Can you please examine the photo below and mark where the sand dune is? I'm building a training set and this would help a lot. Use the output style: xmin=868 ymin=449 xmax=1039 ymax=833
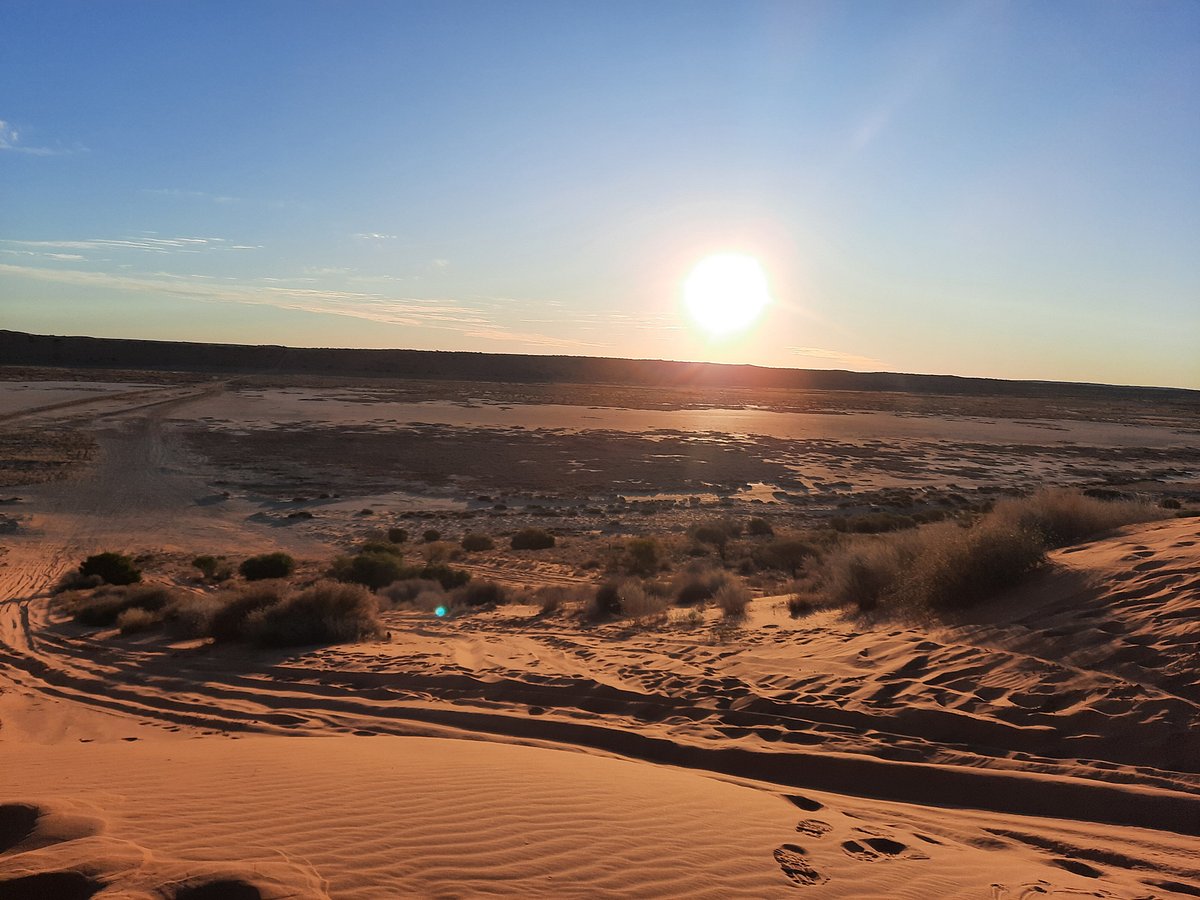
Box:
xmin=2 ymin=380 xmax=1198 ymax=896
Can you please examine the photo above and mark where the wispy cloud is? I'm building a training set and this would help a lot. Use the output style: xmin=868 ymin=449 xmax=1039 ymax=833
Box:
xmin=351 ymin=232 xmax=397 ymax=241
xmin=0 ymin=119 xmax=83 ymax=156
xmin=140 ymin=188 xmax=240 ymax=204
xmin=0 ymin=262 xmax=592 ymax=351
xmin=0 ymin=236 xmax=254 ymax=255
xmin=789 ymin=346 xmax=883 ymax=370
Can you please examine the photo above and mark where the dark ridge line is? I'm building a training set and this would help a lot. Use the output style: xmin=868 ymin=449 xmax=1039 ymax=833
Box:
xmin=3 ymin=330 xmax=1197 ymax=401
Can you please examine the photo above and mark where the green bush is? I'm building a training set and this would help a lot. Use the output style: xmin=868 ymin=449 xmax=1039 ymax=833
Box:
xmin=239 ymin=552 xmax=295 ymax=581
xmin=79 ymin=552 xmax=141 ymax=586
xmin=330 ymin=551 xmax=409 ymax=590
xmin=192 ymin=555 xmax=221 ymax=578
xmin=747 ymin=517 xmax=774 ymax=536
xmin=387 ymin=527 xmax=409 ymax=543
xmin=422 ymin=529 xmax=442 ymax=543
xmin=461 ymin=533 xmax=495 ymax=552
xmin=511 ymin=528 xmax=555 ymax=550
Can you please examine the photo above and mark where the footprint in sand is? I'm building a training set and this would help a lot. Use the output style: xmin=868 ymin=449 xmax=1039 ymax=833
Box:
xmin=773 ymin=844 xmax=828 ymax=886
xmin=785 ymin=794 xmax=824 ymax=812
xmin=795 ymin=819 xmax=833 ymax=838
xmin=841 ymin=837 xmax=909 ymax=860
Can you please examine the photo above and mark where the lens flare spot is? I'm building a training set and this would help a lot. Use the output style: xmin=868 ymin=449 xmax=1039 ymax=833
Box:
xmin=435 ymin=605 xmax=447 ymax=618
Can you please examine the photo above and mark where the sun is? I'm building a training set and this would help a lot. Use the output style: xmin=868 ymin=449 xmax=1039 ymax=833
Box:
xmin=683 ymin=253 xmax=772 ymax=338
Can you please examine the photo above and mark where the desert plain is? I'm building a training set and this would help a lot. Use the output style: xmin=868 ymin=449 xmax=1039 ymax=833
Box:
xmin=1 ymin=364 xmax=1199 ymax=898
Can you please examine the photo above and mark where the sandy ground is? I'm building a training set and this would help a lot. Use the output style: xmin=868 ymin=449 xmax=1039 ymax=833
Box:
xmin=1 ymin=378 xmax=1198 ymax=897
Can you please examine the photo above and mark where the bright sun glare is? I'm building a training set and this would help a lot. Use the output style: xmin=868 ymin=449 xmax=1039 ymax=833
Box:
xmin=683 ymin=253 xmax=772 ymax=339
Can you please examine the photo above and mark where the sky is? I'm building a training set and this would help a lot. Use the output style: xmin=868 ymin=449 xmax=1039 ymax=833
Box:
xmin=2 ymin=1 xmax=1198 ymax=388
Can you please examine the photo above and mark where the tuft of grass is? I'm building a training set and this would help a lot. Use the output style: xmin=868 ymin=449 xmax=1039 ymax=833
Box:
xmin=238 ymin=552 xmax=295 ymax=581
xmin=619 ymin=581 xmax=669 ymax=620
xmin=714 ymin=580 xmax=751 ymax=619
xmin=244 ymin=580 xmax=382 ymax=647
xmin=359 ymin=540 xmax=403 ymax=557
xmin=163 ymin=592 xmax=225 ymax=638
xmin=815 ymin=488 xmax=1162 ymax=614
xmin=116 ymin=606 xmax=163 ymax=635
xmin=991 ymin=488 xmax=1158 ymax=548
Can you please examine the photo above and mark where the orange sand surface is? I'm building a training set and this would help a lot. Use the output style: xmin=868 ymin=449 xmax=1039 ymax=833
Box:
xmin=2 ymin=379 xmax=1198 ymax=897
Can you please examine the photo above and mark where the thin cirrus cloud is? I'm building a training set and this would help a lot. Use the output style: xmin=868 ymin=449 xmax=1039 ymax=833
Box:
xmin=0 ymin=261 xmax=596 ymax=351
xmin=140 ymin=188 xmax=240 ymax=204
xmin=0 ymin=236 xmax=255 ymax=255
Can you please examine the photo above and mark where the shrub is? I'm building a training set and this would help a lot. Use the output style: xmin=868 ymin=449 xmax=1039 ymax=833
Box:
xmin=673 ymin=565 xmax=732 ymax=606
xmin=461 ymin=533 xmax=495 ymax=552
xmin=1161 ymin=497 xmax=1182 ymax=510
xmin=584 ymin=582 xmax=624 ymax=621
xmin=830 ymin=513 xmax=917 ymax=534
xmin=417 ymin=563 xmax=471 ymax=590
xmin=387 ymin=527 xmax=409 ymax=543
xmin=620 ymin=581 xmax=669 ymax=620
xmin=422 ymin=529 xmax=442 ymax=543
xmin=244 ymin=580 xmax=381 ymax=647
xmin=239 ymin=552 xmax=295 ymax=581
xmin=117 ymin=606 xmax=162 ymax=635
xmin=898 ymin=520 xmax=1046 ymax=611
xmin=453 ymin=579 xmax=508 ymax=607
xmin=72 ymin=584 xmax=176 ymax=626
xmin=79 ymin=552 xmax=141 ymax=586
xmin=511 ymin=528 xmax=555 ymax=550
xmin=714 ymin=581 xmax=751 ymax=619
xmin=991 ymin=488 xmax=1157 ymax=548
xmin=208 ymin=583 xmax=287 ymax=642
xmin=54 ymin=571 xmax=103 ymax=594
xmin=691 ymin=523 xmax=731 ymax=560
xmin=330 ymin=551 xmax=409 ymax=590
xmin=192 ymin=555 xmax=221 ymax=578
xmin=163 ymin=593 xmax=225 ymax=638
xmin=821 ymin=538 xmax=909 ymax=612
xmin=377 ymin=578 xmax=443 ymax=610
xmin=623 ymin=538 xmax=662 ymax=577
xmin=758 ymin=537 xmax=818 ymax=577
xmin=747 ymin=517 xmax=774 ymax=536
xmin=359 ymin=540 xmax=403 ymax=557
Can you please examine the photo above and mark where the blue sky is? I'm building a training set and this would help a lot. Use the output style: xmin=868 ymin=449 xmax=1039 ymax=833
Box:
xmin=2 ymin=1 xmax=1198 ymax=387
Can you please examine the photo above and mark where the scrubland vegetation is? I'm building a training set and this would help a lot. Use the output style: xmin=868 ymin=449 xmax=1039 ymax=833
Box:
xmin=52 ymin=488 xmax=1166 ymax=650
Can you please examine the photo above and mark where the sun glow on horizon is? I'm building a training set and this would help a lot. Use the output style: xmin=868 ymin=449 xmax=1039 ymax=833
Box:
xmin=682 ymin=253 xmax=773 ymax=339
